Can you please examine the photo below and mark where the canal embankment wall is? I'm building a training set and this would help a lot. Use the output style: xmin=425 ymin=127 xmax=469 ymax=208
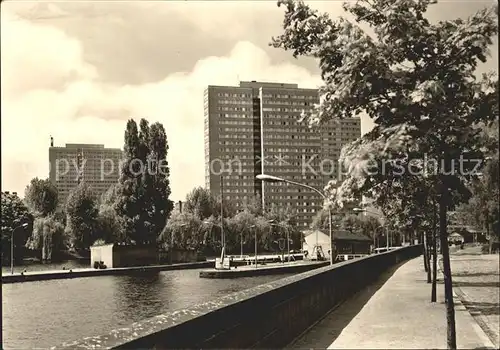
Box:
xmin=2 ymin=261 xmax=212 ymax=284
xmin=55 ymin=244 xmax=422 ymax=349
xmin=199 ymin=260 xmax=329 ymax=278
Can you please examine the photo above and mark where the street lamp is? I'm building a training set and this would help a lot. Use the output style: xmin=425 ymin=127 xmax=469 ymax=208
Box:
xmin=257 ymin=174 xmax=334 ymax=265
xmin=370 ymin=225 xmax=384 ymax=252
xmin=11 ymin=223 xmax=28 ymax=274
xmin=250 ymin=224 xmax=257 ymax=268
xmin=240 ymin=231 xmax=244 ymax=258
xmin=353 ymin=207 xmax=390 ymax=250
xmin=270 ymin=220 xmax=293 ymax=263
xmin=203 ymin=220 xmax=224 ymax=260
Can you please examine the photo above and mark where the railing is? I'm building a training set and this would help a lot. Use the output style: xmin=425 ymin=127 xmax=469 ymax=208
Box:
xmin=335 ymin=254 xmax=369 ymax=262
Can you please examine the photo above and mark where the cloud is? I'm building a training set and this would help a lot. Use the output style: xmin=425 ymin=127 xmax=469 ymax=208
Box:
xmin=1 ymin=9 xmax=326 ymax=201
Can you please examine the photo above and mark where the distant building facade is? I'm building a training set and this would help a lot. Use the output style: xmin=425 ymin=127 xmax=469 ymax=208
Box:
xmin=204 ymin=81 xmax=361 ymax=228
xmin=49 ymin=142 xmax=123 ymax=206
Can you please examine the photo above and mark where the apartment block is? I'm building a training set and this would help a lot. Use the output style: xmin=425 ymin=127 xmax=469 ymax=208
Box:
xmin=49 ymin=142 xmax=123 ymax=206
xmin=204 ymin=81 xmax=361 ymax=228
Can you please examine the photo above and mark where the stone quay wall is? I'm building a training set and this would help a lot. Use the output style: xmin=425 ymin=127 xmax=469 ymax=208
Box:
xmin=56 ymin=245 xmax=422 ymax=349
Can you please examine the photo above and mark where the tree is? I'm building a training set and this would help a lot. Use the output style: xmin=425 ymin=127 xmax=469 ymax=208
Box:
xmin=226 ymin=210 xmax=259 ymax=255
xmin=272 ymin=1 xmax=498 ymax=348
xmin=184 ymin=187 xmax=218 ymax=220
xmin=242 ymin=194 xmax=263 ymax=216
xmin=200 ymin=214 xmax=224 ymax=254
xmin=27 ymin=215 xmax=65 ymax=261
xmin=457 ymin=122 xmax=499 ymax=253
xmin=342 ymin=214 xmax=382 ymax=242
xmin=97 ymin=205 xmax=127 ymax=243
xmin=24 ymin=178 xmax=63 ymax=259
xmin=262 ymin=204 xmax=298 ymax=252
xmin=160 ymin=211 xmax=203 ymax=251
xmin=24 ymin=178 xmax=58 ymax=216
xmin=96 ymin=183 xmax=127 ymax=243
xmin=340 ymin=214 xmax=362 ymax=232
xmin=1 ymin=192 xmax=33 ymax=264
xmin=113 ymin=118 xmax=174 ymax=244
xmin=460 ymin=154 xmax=499 ymax=253
xmin=311 ymin=207 xmax=345 ymax=230
xmin=65 ymin=183 xmax=99 ymax=250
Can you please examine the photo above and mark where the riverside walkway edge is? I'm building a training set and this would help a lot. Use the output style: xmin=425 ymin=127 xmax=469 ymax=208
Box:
xmin=2 ymin=261 xmax=212 ymax=284
xmin=290 ymin=257 xmax=496 ymax=349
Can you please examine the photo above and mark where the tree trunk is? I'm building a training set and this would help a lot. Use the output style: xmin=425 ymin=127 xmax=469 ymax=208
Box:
xmin=422 ymin=233 xmax=431 ymax=283
xmin=432 ymin=199 xmax=438 ymax=302
xmin=426 ymin=232 xmax=432 ymax=283
xmin=422 ymin=229 xmax=429 ymax=273
xmin=439 ymin=191 xmax=457 ymax=349
xmin=486 ymin=212 xmax=492 ymax=254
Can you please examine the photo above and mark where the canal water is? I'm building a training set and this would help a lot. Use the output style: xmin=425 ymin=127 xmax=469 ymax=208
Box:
xmin=2 ymin=268 xmax=294 ymax=349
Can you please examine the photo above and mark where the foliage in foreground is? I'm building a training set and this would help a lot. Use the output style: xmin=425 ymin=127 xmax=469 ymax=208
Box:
xmin=271 ymin=0 xmax=498 ymax=348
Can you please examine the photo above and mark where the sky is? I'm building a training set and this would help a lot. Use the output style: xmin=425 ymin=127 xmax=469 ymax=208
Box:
xmin=1 ymin=0 xmax=498 ymax=202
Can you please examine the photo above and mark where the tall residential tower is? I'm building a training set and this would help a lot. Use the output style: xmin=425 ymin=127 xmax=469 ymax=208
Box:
xmin=204 ymin=81 xmax=361 ymax=228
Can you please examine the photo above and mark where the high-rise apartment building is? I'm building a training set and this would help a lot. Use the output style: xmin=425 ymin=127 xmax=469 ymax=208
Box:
xmin=49 ymin=142 xmax=123 ymax=206
xmin=204 ymin=81 xmax=361 ymax=228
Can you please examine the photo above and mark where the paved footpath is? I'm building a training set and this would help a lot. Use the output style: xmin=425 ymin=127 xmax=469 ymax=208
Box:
xmin=448 ymin=246 xmax=500 ymax=348
xmin=290 ymin=257 xmax=496 ymax=349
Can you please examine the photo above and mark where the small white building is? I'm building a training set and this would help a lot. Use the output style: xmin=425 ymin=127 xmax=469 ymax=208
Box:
xmin=448 ymin=233 xmax=465 ymax=244
xmin=302 ymin=229 xmax=372 ymax=260
xmin=302 ymin=230 xmax=332 ymax=259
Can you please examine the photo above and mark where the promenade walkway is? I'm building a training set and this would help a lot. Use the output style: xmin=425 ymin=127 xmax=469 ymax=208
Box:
xmin=290 ymin=256 xmax=496 ymax=349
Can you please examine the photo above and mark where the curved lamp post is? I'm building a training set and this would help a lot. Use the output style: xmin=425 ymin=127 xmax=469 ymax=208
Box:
xmin=353 ymin=207 xmax=390 ymax=250
xmin=257 ymin=174 xmax=334 ymax=265
xmin=11 ymin=223 xmax=28 ymax=274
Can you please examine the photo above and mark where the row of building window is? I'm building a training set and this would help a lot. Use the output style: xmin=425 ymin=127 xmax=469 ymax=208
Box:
xmin=217 ymin=106 xmax=249 ymax=112
xmin=219 ymin=140 xmax=257 ymax=145
xmin=220 ymin=175 xmax=256 ymax=180
xmin=221 ymin=196 xmax=319 ymax=210
xmin=219 ymin=127 xmax=254 ymax=133
xmin=218 ymin=113 xmax=254 ymax=119
xmin=266 ymin=120 xmax=305 ymax=126
xmin=270 ymin=133 xmax=322 ymax=140
xmin=263 ymin=141 xmax=320 ymax=147
xmin=217 ymin=150 xmax=255 ymax=155
xmin=217 ymin=92 xmax=252 ymax=98
xmin=220 ymin=135 xmax=252 ymax=139
xmin=215 ymin=140 xmax=356 ymax=147
xmin=264 ymin=134 xmax=321 ymax=141
xmin=264 ymin=100 xmax=318 ymax=106
xmin=268 ymin=185 xmax=325 ymax=191
xmin=219 ymin=120 xmax=256 ymax=126
xmin=217 ymin=100 xmax=253 ymax=105
xmin=224 ymin=188 xmax=253 ymax=193
xmin=262 ymin=94 xmax=317 ymax=100
xmin=263 ymin=114 xmax=311 ymax=120
xmin=262 ymin=106 xmax=310 ymax=112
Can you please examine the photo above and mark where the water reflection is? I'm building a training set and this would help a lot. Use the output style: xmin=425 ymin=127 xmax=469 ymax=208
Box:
xmin=2 ymin=269 xmax=293 ymax=349
xmin=112 ymin=273 xmax=170 ymax=322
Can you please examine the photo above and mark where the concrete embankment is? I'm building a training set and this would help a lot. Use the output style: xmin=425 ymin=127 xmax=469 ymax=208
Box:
xmin=199 ymin=260 xmax=329 ymax=278
xmin=53 ymin=245 xmax=422 ymax=350
xmin=2 ymin=261 xmax=212 ymax=284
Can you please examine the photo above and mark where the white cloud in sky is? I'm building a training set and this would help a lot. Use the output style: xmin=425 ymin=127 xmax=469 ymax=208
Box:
xmin=1 ymin=7 xmax=338 ymax=201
